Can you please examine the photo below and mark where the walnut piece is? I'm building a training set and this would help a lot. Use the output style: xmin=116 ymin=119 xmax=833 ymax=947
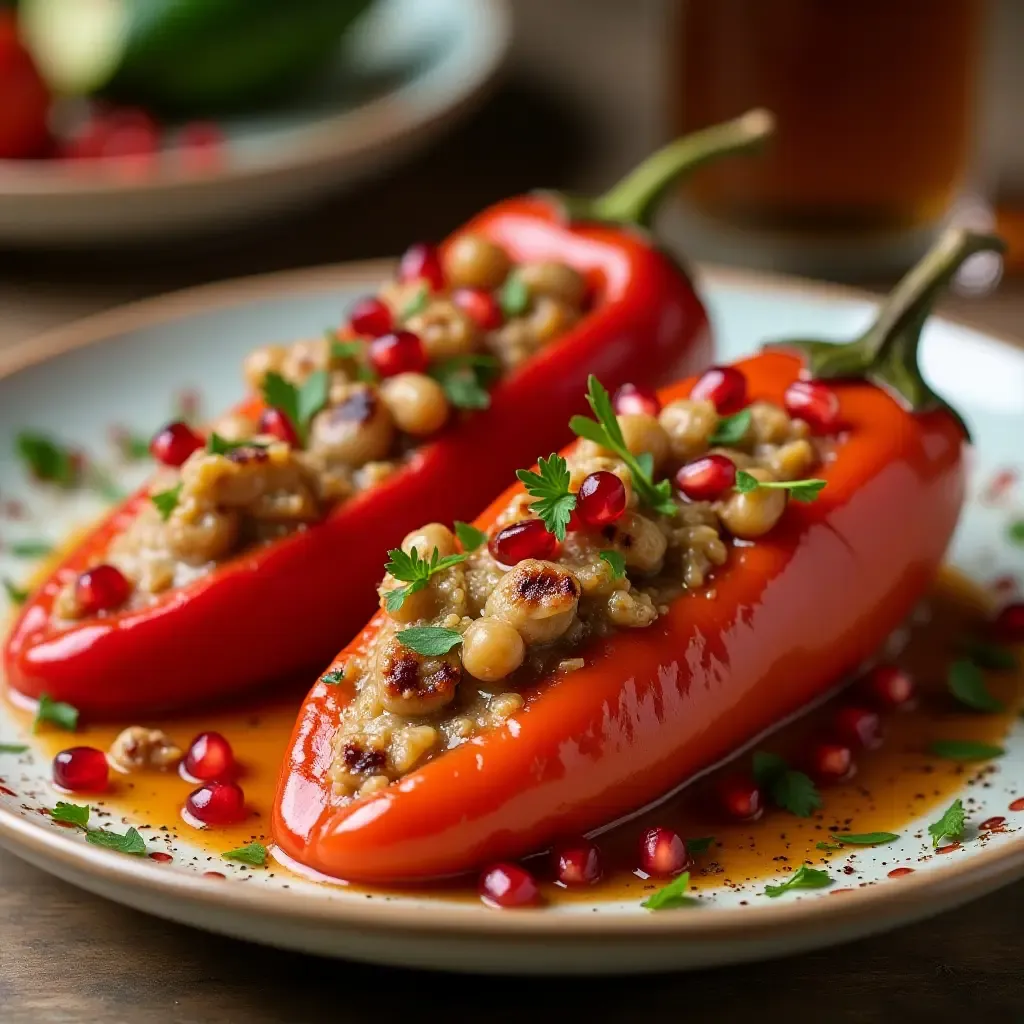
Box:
xmin=108 ymin=727 xmax=183 ymax=773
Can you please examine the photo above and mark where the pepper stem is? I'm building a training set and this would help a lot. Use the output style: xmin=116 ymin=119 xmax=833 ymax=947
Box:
xmin=766 ymin=228 xmax=1005 ymax=437
xmin=585 ymin=109 xmax=775 ymax=228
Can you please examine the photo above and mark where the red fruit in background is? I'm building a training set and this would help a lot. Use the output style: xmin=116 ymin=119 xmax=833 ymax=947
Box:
xmin=0 ymin=12 xmax=51 ymax=159
xmin=53 ymin=746 xmax=109 ymax=792
xmin=833 ymin=706 xmax=883 ymax=750
xmin=860 ymin=664 xmax=916 ymax=709
xmin=478 ymin=863 xmax=540 ymax=908
xmin=613 ymin=383 xmax=661 ymax=417
xmin=552 ymin=838 xmax=603 ymax=886
xmin=183 ymin=732 xmax=235 ymax=782
xmin=691 ymin=365 xmax=747 ymax=414
xmin=638 ymin=826 xmax=690 ymax=877
xmin=715 ymin=774 xmax=763 ymax=821
xmin=75 ymin=564 xmax=131 ymax=616
xmin=185 ymin=781 xmax=246 ymax=826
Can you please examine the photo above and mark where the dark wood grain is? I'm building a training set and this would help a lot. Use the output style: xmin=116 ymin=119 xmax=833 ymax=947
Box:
xmin=2 ymin=2 xmax=1024 ymax=1020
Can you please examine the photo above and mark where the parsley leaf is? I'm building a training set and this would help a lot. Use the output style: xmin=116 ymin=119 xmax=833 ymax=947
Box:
xmin=641 ymin=870 xmax=697 ymax=910
xmin=1009 ymin=520 xmax=1024 ymax=546
xmin=430 ymin=354 xmax=501 ymax=410
xmin=831 ymin=831 xmax=900 ymax=845
xmin=16 ymin=432 xmax=78 ymax=486
xmin=207 ymin=434 xmax=268 ymax=456
xmin=960 ymin=638 xmax=1017 ymax=671
xmin=947 ymin=659 xmax=1004 ymax=712
xmin=816 ymin=841 xmax=841 ymax=852
xmin=686 ymin=836 xmax=715 ymax=855
xmin=764 ymin=865 xmax=832 ymax=898
xmin=753 ymin=750 xmax=822 ymax=818
xmin=222 ymin=842 xmax=268 ymax=866
xmin=734 ymin=470 xmax=827 ymax=503
xmin=33 ymin=693 xmax=79 ymax=733
xmin=569 ymin=375 xmax=676 ymax=516
xmin=0 ymin=743 xmax=28 ymax=754
xmin=151 ymin=483 xmax=182 ymax=522
xmin=383 ymin=546 xmax=468 ymax=612
xmin=114 ymin=430 xmax=152 ymax=461
xmin=260 ymin=370 xmax=329 ymax=444
xmin=498 ymin=273 xmax=530 ymax=318
xmin=929 ymin=739 xmax=1004 ymax=761
xmin=86 ymin=826 xmax=146 ymax=856
xmin=927 ymin=798 xmax=966 ymax=848
xmin=51 ymin=801 xmax=90 ymax=827
xmin=516 ymin=454 xmax=577 ymax=541
xmin=9 ymin=540 xmax=52 ymax=558
xmin=2 ymin=578 xmax=28 ymax=604
xmin=320 ymin=667 xmax=345 ymax=686
xmin=709 ymin=408 xmax=752 ymax=446
xmin=395 ymin=626 xmax=464 ymax=656
xmin=330 ymin=337 xmax=364 ymax=361
xmin=454 ymin=521 xmax=487 ymax=552
xmin=599 ymin=550 xmax=627 ymax=580
xmin=399 ymin=284 xmax=429 ymax=321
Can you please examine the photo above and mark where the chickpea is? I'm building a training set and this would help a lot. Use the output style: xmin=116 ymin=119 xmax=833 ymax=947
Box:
xmin=767 ymin=438 xmax=815 ymax=480
xmin=528 ymin=297 xmax=577 ymax=345
xmin=603 ymin=511 xmax=667 ymax=574
xmin=659 ymin=399 xmax=719 ymax=461
xmin=401 ymin=523 xmax=457 ymax=559
xmin=380 ymin=373 xmax=449 ymax=436
xmin=166 ymin=507 xmax=240 ymax=564
xmin=309 ymin=386 xmax=394 ymax=467
xmin=374 ymin=633 xmax=461 ymax=716
xmin=406 ymin=300 xmax=479 ymax=360
xmin=484 ymin=559 xmax=581 ymax=645
xmin=243 ymin=344 xmax=287 ymax=391
xmin=617 ymin=413 xmax=671 ymax=470
xmin=748 ymin=401 xmax=792 ymax=446
xmin=518 ymin=262 xmax=586 ymax=306
xmin=461 ymin=618 xmax=526 ymax=682
xmin=380 ymin=576 xmax=436 ymax=624
xmin=717 ymin=467 xmax=787 ymax=539
xmin=281 ymin=336 xmax=329 ymax=383
xmin=210 ymin=412 xmax=257 ymax=443
xmin=443 ymin=234 xmax=511 ymax=291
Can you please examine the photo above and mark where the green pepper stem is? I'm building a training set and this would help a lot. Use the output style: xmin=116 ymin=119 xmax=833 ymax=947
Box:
xmin=590 ymin=108 xmax=775 ymax=228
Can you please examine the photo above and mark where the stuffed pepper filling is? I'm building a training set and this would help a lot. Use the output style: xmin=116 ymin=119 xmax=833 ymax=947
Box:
xmin=329 ymin=374 xmax=834 ymax=801
xmin=52 ymin=239 xmax=590 ymax=622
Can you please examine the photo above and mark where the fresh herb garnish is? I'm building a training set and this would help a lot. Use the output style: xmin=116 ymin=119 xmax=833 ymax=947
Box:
xmin=516 ymin=454 xmax=577 ymax=541
xmin=261 ymin=370 xmax=329 ymax=444
xmin=764 ymin=865 xmax=832 ymax=898
xmin=86 ymin=465 xmax=127 ymax=502
xmin=383 ymin=546 xmax=468 ymax=612
xmin=16 ymin=432 xmax=78 ymax=486
xmin=454 ymin=521 xmax=487 ymax=552
xmin=8 ymin=540 xmax=53 ymax=558
xmin=399 ymin=284 xmax=429 ymax=321
xmin=113 ymin=430 xmax=151 ymax=461
xmin=2 ymin=578 xmax=28 ymax=604
xmin=430 ymin=354 xmax=501 ymax=410
xmin=947 ymin=659 xmax=1004 ymax=712
xmin=816 ymin=841 xmax=841 ymax=852
xmin=1009 ymin=520 xmax=1024 ymax=546
xmin=734 ymin=470 xmax=827 ymax=503
xmin=395 ymin=626 xmax=464 ymax=656
xmin=50 ymin=801 xmax=90 ymax=827
xmin=32 ymin=693 xmax=78 ymax=733
xmin=599 ymin=550 xmax=627 ymax=580
xmin=641 ymin=870 xmax=697 ymax=910
xmin=960 ymin=638 xmax=1017 ymax=671
xmin=0 ymin=743 xmax=28 ymax=754
xmin=928 ymin=739 xmax=1004 ymax=761
xmin=498 ymin=273 xmax=530 ymax=318
xmin=150 ymin=484 xmax=182 ymax=522
xmin=753 ymin=751 xmax=822 ymax=818
xmin=207 ymin=433 xmax=268 ymax=456
xmin=709 ymin=408 xmax=752 ymax=446
xmin=222 ymin=842 xmax=268 ymax=866
xmin=927 ymin=798 xmax=966 ymax=848
xmin=831 ymin=831 xmax=900 ymax=845
xmin=570 ymin=375 xmax=676 ymax=516
xmin=329 ymin=336 xmax=377 ymax=383
xmin=86 ymin=826 xmax=146 ymax=856
xmin=320 ymin=667 xmax=345 ymax=686
xmin=686 ymin=836 xmax=715 ymax=855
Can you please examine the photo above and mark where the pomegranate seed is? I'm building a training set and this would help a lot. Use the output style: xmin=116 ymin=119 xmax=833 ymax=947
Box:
xmin=183 ymin=732 xmax=235 ymax=782
xmin=552 ymin=838 xmax=603 ymax=886
xmin=75 ymin=564 xmax=131 ymax=615
xmin=398 ymin=242 xmax=445 ymax=291
xmin=453 ymin=288 xmax=503 ymax=330
xmin=349 ymin=296 xmax=393 ymax=337
xmin=639 ymin=826 xmax=690 ymax=877
xmin=613 ymin=383 xmax=661 ymax=417
xmin=575 ymin=471 xmax=627 ymax=527
xmin=185 ymin=781 xmax=246 ymax=826
xmin=715 ymin=774 xmax=763 ymax=821
xmin=833 ymin=706 xmax=883 ymax=750
xmin=676 ymin=453 xmax=737 ymax=502
xmin=53 ymin=747 xmax=108 ymax=792
xmin=993 ymin=602 xmax=1024 ymax=643
xmin=257 ymin=407 xmax=300 ymax=446
xmin=479 ymin=863 xmax=540 ymax=908
xmin=150 ymin=421 xmax=204 ymax=467
xmin=808 ymin=741 xmax=854 ymax=783
xmin=861 ymin=664 xmax=916 ymax=709
xmin=691 ymin=365 xmax=747 ymax=414
xmin=488 ymin=519 xmax=557 ymax=566
xmin=368 ymin=330 xmax=428 ymax=377
xmin=784 ymin=380 xmax=841 ymax=433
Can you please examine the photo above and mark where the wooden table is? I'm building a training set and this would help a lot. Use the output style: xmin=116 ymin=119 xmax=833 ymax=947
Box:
xmin=3 ymin=3 xmax=1024 ymax=1019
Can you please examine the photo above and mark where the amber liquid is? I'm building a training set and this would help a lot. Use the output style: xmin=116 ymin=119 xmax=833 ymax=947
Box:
xmin=675 ymin=0 xmax=984 ymax=235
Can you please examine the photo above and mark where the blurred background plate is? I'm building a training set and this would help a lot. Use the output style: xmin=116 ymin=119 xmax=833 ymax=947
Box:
xmin=0 ymin=0 xmax=510 ymax=245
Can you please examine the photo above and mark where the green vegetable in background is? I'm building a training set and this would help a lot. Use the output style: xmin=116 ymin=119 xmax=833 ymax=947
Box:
xmin=20 ymin=0 xmax=376 ymax=115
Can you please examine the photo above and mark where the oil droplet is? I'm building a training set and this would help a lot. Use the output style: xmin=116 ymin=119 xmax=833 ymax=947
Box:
xmin=888 ymin=867 xmax=915 ymax=877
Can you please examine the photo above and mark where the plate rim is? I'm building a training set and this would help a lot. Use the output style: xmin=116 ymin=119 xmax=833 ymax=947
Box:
xmin=2 ymin=258 xmax=1024 ymax=944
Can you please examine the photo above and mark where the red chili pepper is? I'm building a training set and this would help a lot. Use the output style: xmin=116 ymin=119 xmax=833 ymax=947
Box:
xmin=272 ymin=230 xmax=1000 ymax=883
xmin=4 ymin=111 xmax=775 ymax=717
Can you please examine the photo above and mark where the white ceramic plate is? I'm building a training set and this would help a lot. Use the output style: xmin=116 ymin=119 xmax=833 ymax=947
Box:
xmin=0 ymin=0 xmax=509 ymax=244
xmin=0 ymin=264 xmax=1023 ymax=974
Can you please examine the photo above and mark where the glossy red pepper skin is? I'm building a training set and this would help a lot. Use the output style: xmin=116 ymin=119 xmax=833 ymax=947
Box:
xmin=3 ymin=201 xmax=710 ymax=717
xmin=272 ymin=351 xmax=965 ymax=883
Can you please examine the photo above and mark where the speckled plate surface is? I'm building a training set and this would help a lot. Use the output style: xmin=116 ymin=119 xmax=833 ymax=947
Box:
xmin=0 ymin=263 xmax=1023 ymax=974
